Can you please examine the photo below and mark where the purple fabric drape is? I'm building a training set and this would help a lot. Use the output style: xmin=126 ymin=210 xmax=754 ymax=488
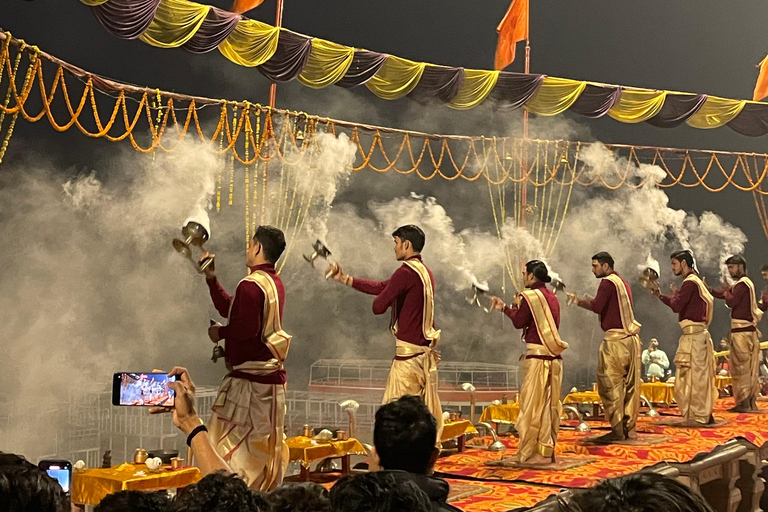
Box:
xmin=645 ymin=93 xmax=707 ymax=128
xmin=570 ymin=84 xmax=620 ymax=118
xmin=91 ymin=0 xmax=161 ymax=40
xmin=408 ymin=66 xmax=463 ymax=104
xmin=336 ymin=50 xmax=388 ymax=88
xmin=183 ymin=7 xmax=240 ymax=54
xmin=490 ymin=72 xmax=544 ymax=111
xmin=727 ymin=103 xmax=768 ymax=137
xmin=258 ymin=30 xmax=312 ymax=82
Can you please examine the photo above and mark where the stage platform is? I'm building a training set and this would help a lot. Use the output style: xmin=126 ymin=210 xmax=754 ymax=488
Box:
xmin=438 ymin=398 xmax=768 ymax=512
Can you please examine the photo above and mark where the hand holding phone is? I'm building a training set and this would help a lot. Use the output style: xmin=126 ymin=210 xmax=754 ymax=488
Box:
xmin=149 ymin=367 xmax=202 ymax=435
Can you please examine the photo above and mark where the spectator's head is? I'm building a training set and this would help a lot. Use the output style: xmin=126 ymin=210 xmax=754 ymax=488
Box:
xmin=761 ymin=263 xmax=768 ymax=281
xmin=175 ymin=472 xmax=268 ymax=512
xmin=392 ymin=225 xmax=425 ymax=260
xmin=0 ymin=453 xmax=70 ymax=512
xmin=568 ymin=473 xmax=714 ymax=512
xmin=267 ymin=482 xmax=330 ymax=512
xmin=95 ymin=490 xmax=172 ymax=512
xmin=249 ymin=225 xmax=286 ymax=266
xmin=373 ymin=395 xmax=437 ymax=474
xmin=330 ymin=471 xmax=431 ymax=512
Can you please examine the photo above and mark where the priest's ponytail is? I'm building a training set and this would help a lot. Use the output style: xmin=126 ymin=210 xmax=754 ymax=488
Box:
xmin=526 ymin=260 xmax=552 ymax=283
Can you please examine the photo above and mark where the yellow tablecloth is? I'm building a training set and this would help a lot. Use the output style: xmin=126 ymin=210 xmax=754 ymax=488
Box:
xmin=563 ymin=391 xmax=601 ymax=404
xmin=640 ymin=382 xmax=675 ymax=404
xmin=286 ymin=437 xmax=367 ymax=465
xmin=478 ymin=403 xmax=520 ymax=424
xmin=72 ymin=463 xmax=201 ymax=505
xmin=440 ymin=420 xmax=478 ymax=442
xmin=716 ymin=375 xmax=732 ymax=390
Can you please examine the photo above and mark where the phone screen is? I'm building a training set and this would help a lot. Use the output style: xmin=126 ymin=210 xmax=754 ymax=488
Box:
xmin=39 ymin=461 xmax=71 ymax=494
xmin=113 ymin=372 xmax=176 ymax=406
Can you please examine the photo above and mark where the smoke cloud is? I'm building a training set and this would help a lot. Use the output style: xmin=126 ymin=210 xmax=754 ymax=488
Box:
xmin=0 ymin=125 xmax=749 ymax=462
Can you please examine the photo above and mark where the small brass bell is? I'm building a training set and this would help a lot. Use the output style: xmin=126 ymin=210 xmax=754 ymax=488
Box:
xmin=212 ymin=344 xmax=225 ymax=363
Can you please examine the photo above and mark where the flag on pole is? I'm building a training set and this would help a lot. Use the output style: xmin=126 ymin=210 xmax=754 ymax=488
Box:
xmin=231 ymin=0 xmax=266 ymax=14
xmin=494 ymin=0 xmax=529 ymax=71
xmin=753 ymin=53 xmax=768 ymax=101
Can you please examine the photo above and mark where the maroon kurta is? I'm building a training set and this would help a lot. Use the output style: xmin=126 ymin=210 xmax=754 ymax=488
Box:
xmin=711 ymin=281 xmax=757 ymax=330
xmin=580 ymin=272 xmax=632 ymax=332
xmin=761 ymin=292 xmax=768 ymax=312
xmin=503 ymin=281 xmax=561 ymax=348
xmin=660 ymin=277 xmax=707 ymax=323
xmin=352 ymin=255 xmax=435 ymax=346
xmin=207 ymin=263 xmax=286 ymax=384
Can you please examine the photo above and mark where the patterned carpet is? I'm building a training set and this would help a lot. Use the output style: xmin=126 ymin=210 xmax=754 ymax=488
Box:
xmin=436 ymin=398 xmax=768 ymax=503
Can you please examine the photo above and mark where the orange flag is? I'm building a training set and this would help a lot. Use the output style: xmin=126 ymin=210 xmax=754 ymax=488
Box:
xmin=494 ymin=0 xmax=529 ymax=70
xmin=231 ymin=0 xmax=266 ymax=14
xmin=753 ymin=53 xmax=768 ymax=101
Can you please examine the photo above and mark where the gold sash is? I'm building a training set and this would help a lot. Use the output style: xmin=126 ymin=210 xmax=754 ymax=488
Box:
xmin=684 ymin=273 xmax=714 ymax=327
xmin=232 ymin=270 xmax=292 ymax=363
xmin=391 ymin=259 xmax=441 ymax=347
xmin=733 ymin=276 xmax=764 ymax=328
xmin=605 ymin=273 xmax=641 ymax=335
xmin=520 ymin=288 xmax=568 ymax=356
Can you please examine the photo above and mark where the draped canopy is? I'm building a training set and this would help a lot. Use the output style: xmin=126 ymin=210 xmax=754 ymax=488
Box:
xmin=78 ymin=0 xmax=768 ymax=136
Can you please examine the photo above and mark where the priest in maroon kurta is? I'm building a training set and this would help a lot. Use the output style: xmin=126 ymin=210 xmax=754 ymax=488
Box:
xmin=710 ymin=255 xmax=763 ymax=412
xmin=328 ymin=225 xmax=443 ymax=437
xmin=654 ymin=250 xmax=716 ymax=425
xmin=572 ymin=252 xmax=642 ymax=443
xmin=490 ymin=260 xmax=567 ymax=465
xmin=203 ymin=226 xmax=291 ymax=491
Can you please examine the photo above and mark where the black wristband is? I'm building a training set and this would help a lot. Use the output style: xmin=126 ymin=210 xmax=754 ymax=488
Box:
xmin=186 ymin=424 xmax=208 ymax=447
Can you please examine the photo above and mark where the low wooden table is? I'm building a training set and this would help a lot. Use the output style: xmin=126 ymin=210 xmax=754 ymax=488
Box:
xmin=286 ymin=436 xmax=367 ymax=481
xmin=440 ymin=420 xmax=478 ymax=452
xmin=71 ymin=463 xmax=201 ymax=508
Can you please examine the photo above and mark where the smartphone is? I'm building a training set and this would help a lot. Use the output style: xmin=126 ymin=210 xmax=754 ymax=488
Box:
xmin=39 ymin=460 xmax=72 ymax=494
xmin=112 ymin=372 xmax=176 ymax=406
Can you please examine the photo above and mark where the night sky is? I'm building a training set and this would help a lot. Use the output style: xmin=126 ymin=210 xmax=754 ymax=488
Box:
xmin=3 ymin=0 xmax=768 ymax=259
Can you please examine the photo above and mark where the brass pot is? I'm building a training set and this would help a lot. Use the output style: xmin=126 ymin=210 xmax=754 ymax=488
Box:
xmin=133 ymin=448 xmax=148 ymax=464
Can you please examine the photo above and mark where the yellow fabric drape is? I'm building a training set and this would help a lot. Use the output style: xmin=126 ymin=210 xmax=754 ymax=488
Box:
xmin=366 ymin=55 xmax=426 ymax=100
xmin=72 ymin=464 xmax=201 ymax=505
xmin=687 ymin=96 xmax=747 ymax=129
xmin=139 ymin=0 xmax=210 ymax=49
xmin=219 ymin=19 xmax=280 ymax=67
xmin=298 ymin=39 xmax=355 ymax=89
xmin=447 ymin=69 xmax=500 ymax=110
xmin=79 ymin=0 xmax=109 ymax=5
xmin=525 ymin=77 xmax=586 ymax=116
xmin=608 ymin=89 xmax=667 ymax=123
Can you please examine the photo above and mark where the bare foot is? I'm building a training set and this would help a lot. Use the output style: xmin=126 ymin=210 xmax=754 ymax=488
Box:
xmin=625 ymin=429 xmax=638 ymax=440
xmin=591 ymin=432 xmax=624 ymax=444
xmin=520 ymin=453 xmax=552 ymax=465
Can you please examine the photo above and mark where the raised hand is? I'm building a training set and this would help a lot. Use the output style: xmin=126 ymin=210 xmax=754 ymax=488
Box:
xmin=200 ymin=252 xmax=216 ymax=279
xmin=669 ymin=283 xmax=678 ymax=294
xmin=488 ymin=296 xmax=506 ymax=311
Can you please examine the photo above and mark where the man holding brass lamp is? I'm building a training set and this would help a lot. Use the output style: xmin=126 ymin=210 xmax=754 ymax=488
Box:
xmin=326 ymin=225 xmax=444 ymax=440
xmin=202 ymin=225 xmax=291 ymax=491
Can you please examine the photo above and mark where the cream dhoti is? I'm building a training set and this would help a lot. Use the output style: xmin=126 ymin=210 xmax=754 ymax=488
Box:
xmin=207 ymin=362 xmax=289 ymax=491
xmin=597 ymin=330 xmax=642 ymax=437
xmin=516 ymin=344 xmax=563 ymax=460
xmin=383 ymin=339 xmax=443 ymax=437
xmin=674 ymin=321 xmax=717 ymax=424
